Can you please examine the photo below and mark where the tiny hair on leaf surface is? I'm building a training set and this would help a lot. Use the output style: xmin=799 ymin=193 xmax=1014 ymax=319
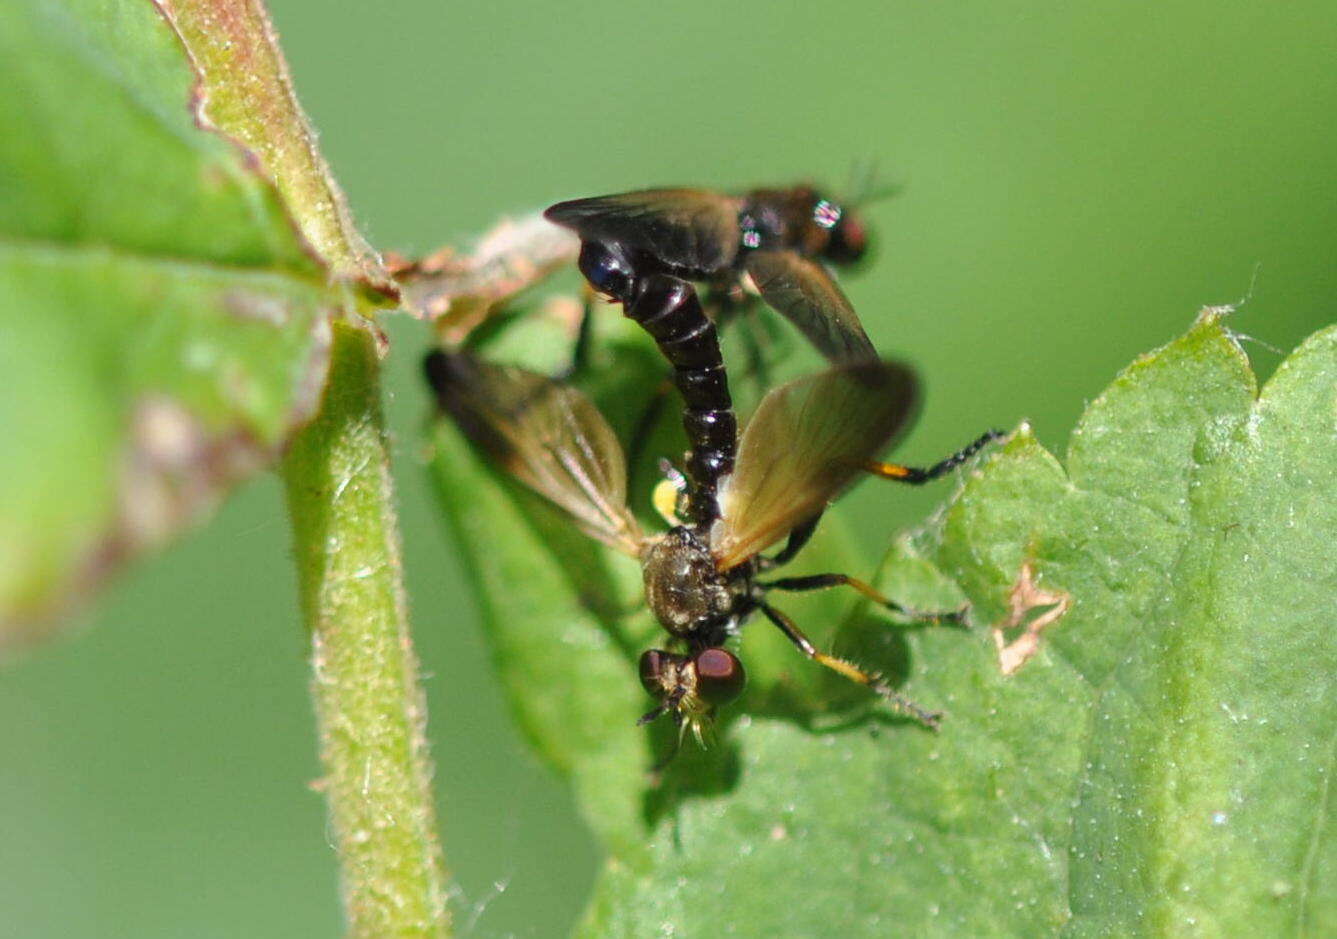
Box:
xmin=0 ymin=0 xmax=395 ymax=637
xmin=427 ymin=308 xmax=1335 ymax=935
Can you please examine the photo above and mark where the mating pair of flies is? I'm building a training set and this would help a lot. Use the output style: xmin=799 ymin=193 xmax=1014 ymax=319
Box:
xmin=426 ymin=184 xmax=1001 ymax=756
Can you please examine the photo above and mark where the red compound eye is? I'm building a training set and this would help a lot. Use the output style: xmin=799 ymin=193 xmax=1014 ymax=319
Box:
xmin=692 ymin=648 xmax=746 ymax=707
xmin=828 ymin=214 xmax=867 ymax=264
xmin=638 ymin=649 xmax=676 ymax=697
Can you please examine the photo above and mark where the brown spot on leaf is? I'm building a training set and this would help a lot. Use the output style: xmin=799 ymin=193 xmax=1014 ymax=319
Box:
xmin=224 ymin=289 xmax=290 ymax=326
xmin=116 ymin=397 xmax=269 ymax=551
xmin=991 ymin=561 xmax=1071 ymax=676
xmin=2 ymin=404 xmax=269 ymax=650
xmin=2 ymin=318 xmax=330 ymax=649
xmin=104 ymin=315 xmax=329 ymax=572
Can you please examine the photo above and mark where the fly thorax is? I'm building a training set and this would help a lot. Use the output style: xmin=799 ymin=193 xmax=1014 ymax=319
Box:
xmin=641 ymin=528 xmax=732 ymax=637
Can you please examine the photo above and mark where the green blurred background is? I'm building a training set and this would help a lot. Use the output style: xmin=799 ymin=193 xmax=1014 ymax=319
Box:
xmin=3 ymin=1 xmax=1334 ymax=935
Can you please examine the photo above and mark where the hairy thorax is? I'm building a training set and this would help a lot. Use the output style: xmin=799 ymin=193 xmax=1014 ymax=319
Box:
xmin=640 ymin=528 xmax=736 ymax=638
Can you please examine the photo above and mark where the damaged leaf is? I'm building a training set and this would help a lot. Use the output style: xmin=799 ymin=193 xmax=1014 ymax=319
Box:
xmin=990 ymin=558 xmax=1072 ymax=676
xmin=0 ymin=0 xmax=354 ymax=637
xmin=429 ymin=308 xmax=1335 ymax=935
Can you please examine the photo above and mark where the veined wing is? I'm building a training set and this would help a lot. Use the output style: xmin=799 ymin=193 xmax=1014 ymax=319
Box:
xmin=425 ymin=351 xmax=643 ymax=557
xmin=710 ymin=360 xmax=917 ymax=569
xmin=744 ymin=250 xmax=876 ymax=363
xmin=545 ymin=188 xmax=743 ymax=274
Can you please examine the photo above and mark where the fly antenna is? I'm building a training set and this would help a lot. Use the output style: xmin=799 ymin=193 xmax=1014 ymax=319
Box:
xmin=844 ymin=157 xmax=903 ymax=209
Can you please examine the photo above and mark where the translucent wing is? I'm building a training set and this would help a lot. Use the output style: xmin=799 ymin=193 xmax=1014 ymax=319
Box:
xmin=425 ymin=352 xmax=643 ymax=557
xmin=545 ymin=188 xmax=743 ymax=274
xmin=710 ymin=361 xmax=918 ymax=569
xmin=744 ymin=250 xmax=876 ymax=363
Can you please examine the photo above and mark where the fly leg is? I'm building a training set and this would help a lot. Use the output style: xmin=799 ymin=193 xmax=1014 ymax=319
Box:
xmin=556 ymin=286 xmax=599 ymax=380
xmin=721 ymin=294 xmax=772 ymax=394
xmin=757 ymin=602 xmax=940 ymax=729
xmin=865 ymin=429 xmax=1005 ymax=484
xmin=759 ymin=571 xmax=965 ymax=623
xmin=756 ymin=514 xmax=823 ymax=571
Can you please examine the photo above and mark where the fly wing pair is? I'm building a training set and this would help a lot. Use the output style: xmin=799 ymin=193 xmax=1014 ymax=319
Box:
xmin=427 ymin=351 xmax=918 ymax=568
xmin=545 ymin=189 xmax=876 ymax=364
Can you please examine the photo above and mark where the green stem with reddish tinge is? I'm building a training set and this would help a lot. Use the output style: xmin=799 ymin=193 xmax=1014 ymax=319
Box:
xmin=282 ymin=321 xmax=449 ymax=937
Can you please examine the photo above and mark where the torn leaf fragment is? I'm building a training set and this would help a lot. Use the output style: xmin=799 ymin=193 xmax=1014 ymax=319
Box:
xmin=992 ymin=560 xmax=1071 ymax=676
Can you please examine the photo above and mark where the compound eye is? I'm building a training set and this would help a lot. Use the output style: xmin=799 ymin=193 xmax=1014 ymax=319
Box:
xmin=577 ymin=241 xmax=634 ymax=300
xmin=692 ymin=648 xmax=746 ymax=707
xmin=827 ymin=214 xmax=867 ymax=265
xmin=638 ymin=649 xmax=675 ymax=697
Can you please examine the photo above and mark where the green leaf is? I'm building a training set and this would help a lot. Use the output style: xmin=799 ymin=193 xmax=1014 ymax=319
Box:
xmin=154 ymin=0 xmax=396 ymax=300
xmin=429 ymin=308 xmax=1335 ymax=935
xmin=0 ymin=0 xmax=358 ymax=637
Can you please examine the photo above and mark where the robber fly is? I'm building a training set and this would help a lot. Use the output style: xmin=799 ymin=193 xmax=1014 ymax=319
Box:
xmin=425 ymin=349 xmax=999 ymax=756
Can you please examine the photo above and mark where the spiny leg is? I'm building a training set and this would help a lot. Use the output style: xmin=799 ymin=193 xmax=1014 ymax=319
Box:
xmin=757 ymin=602 xmax=940 ymax=729
xmin=759 ymin=572 xmax=965 ymax=622
xmin=865 ymin=428 xmax=1005 ymax=484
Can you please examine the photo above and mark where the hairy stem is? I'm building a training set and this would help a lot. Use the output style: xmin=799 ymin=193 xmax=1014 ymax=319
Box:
xmin=282 ymin=321 xmax=449 ymax=937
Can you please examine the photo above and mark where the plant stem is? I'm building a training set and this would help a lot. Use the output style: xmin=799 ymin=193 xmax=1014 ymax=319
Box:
xmin=282 ymin=321 xmax=449 ymax=937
